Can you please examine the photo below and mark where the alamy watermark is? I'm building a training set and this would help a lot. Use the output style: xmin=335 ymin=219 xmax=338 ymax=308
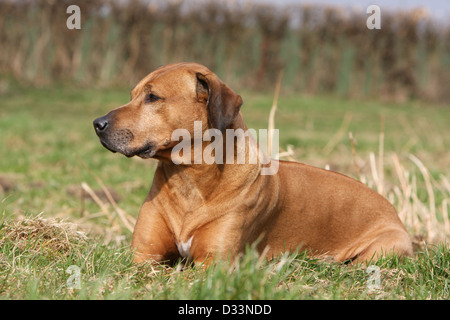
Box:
xmin=366 ymin=5 xmax=381 ymax=30
xmin=366 ymin=265 xmax=381 ymax=292
xmin=170 ymin=121 xmax=279 ymax=175
xmin=64 ymin=263 xmax=383 ymax=292
xmin=66 ymin=5 xmax=81 ymax=30
xmin=66 ymin=265 xmax=81 ymax=290
xmin=67 ymin=5 xmax=382 ymax=31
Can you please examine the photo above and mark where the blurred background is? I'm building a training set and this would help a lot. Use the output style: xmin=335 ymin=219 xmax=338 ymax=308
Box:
xmin=0 ymin=0 xmax=448 ymax=103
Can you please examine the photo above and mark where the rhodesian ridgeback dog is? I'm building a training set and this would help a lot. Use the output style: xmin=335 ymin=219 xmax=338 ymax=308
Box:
xmin=94 ymin=62 xmax=412 ymax=264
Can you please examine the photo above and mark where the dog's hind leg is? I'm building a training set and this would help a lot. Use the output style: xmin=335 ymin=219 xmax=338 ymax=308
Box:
xmin=351 ymin=229 xmax=413 ymax=263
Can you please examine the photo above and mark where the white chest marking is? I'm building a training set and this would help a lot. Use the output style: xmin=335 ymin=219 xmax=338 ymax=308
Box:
xmin=176 ymin=236 xmax=194 ymax=258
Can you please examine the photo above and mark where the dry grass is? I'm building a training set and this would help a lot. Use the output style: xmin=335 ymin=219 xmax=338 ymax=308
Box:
xmin=345 ymin=133 xmax=450 ymax=246
xmin=0 ymin=214 xmax=87 ymax=257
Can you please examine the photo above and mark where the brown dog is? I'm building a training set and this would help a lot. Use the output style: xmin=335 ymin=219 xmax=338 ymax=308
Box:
xmin=94 ymin=62 xmax=412 ymax=264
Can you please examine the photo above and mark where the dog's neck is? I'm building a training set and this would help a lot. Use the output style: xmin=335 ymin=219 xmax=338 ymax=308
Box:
xmin=154 ymin=113 xmax=265 ymax=200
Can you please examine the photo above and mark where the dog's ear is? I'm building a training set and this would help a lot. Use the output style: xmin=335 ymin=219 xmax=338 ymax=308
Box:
xmin=196 ymin=72 xmax=243 ymax=132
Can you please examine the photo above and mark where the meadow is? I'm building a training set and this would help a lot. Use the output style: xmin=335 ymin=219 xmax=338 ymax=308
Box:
xmin=0 ymin=84 xmax=449 ymax=299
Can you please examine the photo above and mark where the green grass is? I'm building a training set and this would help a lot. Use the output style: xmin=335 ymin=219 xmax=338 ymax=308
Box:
xmin=0 ymin=85 xmax=449 ymax=299
xmin=0 ymin=216 xmax=448 ymax=299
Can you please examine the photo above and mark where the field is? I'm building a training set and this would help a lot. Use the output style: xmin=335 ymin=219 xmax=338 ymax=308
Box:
xmin=0 ymin=84 xmax=449 ymax=300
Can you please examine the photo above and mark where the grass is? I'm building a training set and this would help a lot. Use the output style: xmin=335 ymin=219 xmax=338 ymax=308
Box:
xmin=0 ymin=85 xmax=449 ymax=299
xmin=0 ymin=216 xmax=448 ymax=300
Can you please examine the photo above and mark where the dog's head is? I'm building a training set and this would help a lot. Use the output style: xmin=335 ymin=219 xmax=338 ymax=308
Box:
xmin=93 ymin=62 xmax=243 ymax=159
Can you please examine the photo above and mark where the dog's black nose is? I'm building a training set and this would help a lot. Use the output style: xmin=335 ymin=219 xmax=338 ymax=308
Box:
xmin=93 ymin=116 xmax=109 ymax=133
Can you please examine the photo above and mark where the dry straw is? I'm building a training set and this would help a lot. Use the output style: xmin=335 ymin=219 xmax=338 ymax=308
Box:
xmin=76 ymin=155 xmax=136 ymax=233
xmin=0 ymin=213 xmax=87 ymax=256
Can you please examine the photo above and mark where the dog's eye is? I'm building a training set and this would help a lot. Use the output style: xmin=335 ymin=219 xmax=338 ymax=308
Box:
xmin=145 ymin=93 xmax=161 ymax=103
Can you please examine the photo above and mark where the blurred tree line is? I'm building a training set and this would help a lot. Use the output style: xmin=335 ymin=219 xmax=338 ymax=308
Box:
xmin=0 ymin=0 xmax=448 ymax=103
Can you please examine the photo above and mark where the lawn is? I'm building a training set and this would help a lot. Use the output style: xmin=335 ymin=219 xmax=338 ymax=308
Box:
xmin=0 ymin=85 xmax=449 ymax=300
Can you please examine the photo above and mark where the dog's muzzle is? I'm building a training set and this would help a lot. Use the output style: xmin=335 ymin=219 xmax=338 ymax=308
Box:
xmin=93 ymin=115 xmax=156 ymax=158
xmin=94 ymin=115 xmax=132 ymax=153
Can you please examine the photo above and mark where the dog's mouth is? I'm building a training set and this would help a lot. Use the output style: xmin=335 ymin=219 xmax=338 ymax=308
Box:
xmin=125 ymin=144 xmax=157 ymax=159
xmin=98 ymin=138 xmax=156 ymax=159
xmin=100 ymin=140 xmax=118 ymax=154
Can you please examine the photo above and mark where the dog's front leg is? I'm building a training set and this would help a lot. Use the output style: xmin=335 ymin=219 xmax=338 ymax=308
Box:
xmin=131 ymin=207 xmax=179 ymax=264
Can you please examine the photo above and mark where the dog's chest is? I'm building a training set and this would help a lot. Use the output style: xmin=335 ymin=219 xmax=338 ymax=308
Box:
xmin=176 ymin=236 xmax=194 ymax=258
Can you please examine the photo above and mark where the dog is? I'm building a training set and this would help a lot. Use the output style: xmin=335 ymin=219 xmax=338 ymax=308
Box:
xmin=93 ymin=62 xmax=413 ymax=265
